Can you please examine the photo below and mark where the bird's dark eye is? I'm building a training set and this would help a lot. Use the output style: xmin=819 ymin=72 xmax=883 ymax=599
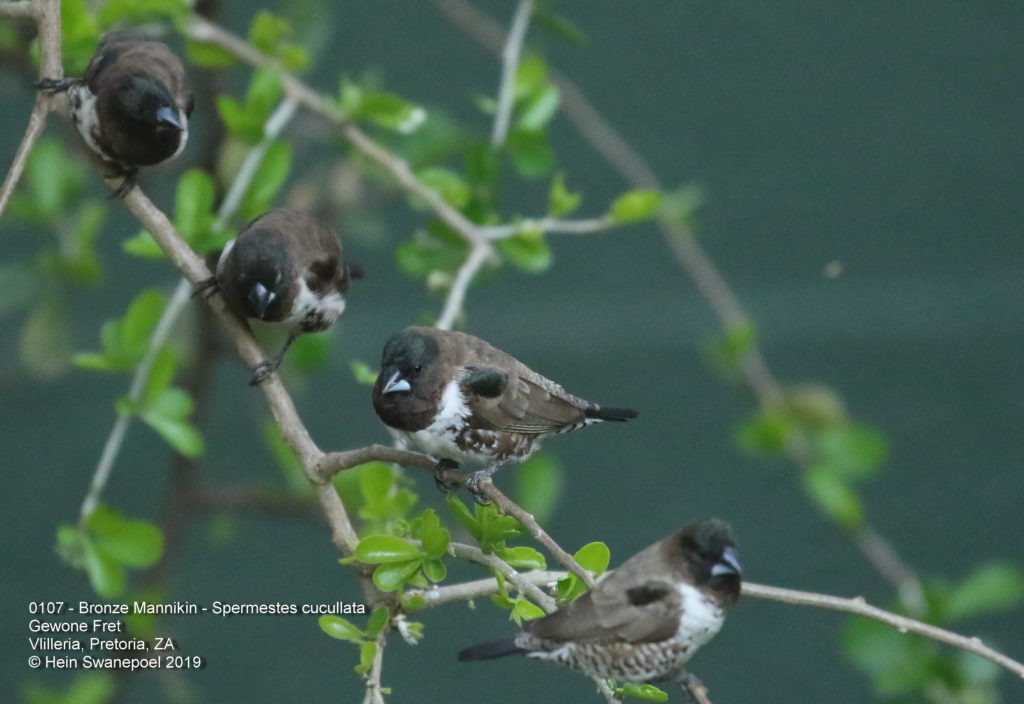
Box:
xmin=413 ymin=364 xmax=423 ymax=374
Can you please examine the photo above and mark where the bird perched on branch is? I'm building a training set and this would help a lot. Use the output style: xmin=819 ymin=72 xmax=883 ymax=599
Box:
xmin=372 ymin=326 xmax=637 ymax=494
xmin=212 ymin=209 xmax=357 ymax=385
xmin=459 ymin=518 xmax=741 ymax=685
xmin=37 ymin=31 xmax=193 ymax=198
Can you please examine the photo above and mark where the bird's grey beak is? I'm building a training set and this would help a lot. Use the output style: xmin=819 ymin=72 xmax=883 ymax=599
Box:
xmin=712 ymin=546 xmax=742 ymax=577
xmin=249 ymin=282 xmax=276 ymax=318
xmin=155 ymin=105 xmax=184 ymax=131
xmin=382 ymin=369 xmax=411 ymax=395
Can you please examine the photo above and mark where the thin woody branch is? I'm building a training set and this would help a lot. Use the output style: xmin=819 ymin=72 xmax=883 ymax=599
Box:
xmin=436 ymin=243 xmax=494 ymax=331
xmin=479 ymin=479 xmax=597 ymax=588
xmin=490 ymin=0 xmax=534 ymax=147
xmin=184 ymin=16 xmax=492 ymax=254
xmin=0 ymin=1 xmax=34 ymax=18
xmin=478 ymin=216 xmax=616 ymax=240
xmin=0 ymin=0 xmax=61 ymax=222
xmin=316 ymin=445 xmax=436 ymax=481
xmin=361 ymin=633 xmax=388 ymax=704
xmin=742 ymin=582 xmax=1024 ymax=680
xmin=449 ymin=541 xmax=557 ymax=611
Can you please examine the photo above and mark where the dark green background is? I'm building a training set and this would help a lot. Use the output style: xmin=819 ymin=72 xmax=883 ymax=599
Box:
xmin=2 ymin=1 xmax=1022 ymax=702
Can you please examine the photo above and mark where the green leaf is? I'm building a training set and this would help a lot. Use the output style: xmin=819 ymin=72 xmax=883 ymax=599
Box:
xmin=506 ymin=128 xmax=555 ymax=179
xmin=82 ymin=538 xmax=125 ymax=598
xmin=446 ymin=494 xmax=480 ymax=540
xmin=87 ymin=507 xmax=163 ymax=568
xmin=96 ymin=0 xmax=188 ymax=27
xmin=249 ymin=11 xmax=290 ymax=57
xmin=784 ymin=383 xmax=849 ymax=429
xmin=356 ymin=641 xmax=377 ymax=675
xmin=319 ymin=614 xmax=364 ymax=642
xmin=498 ymin=229 xmax=552 ymax=274
xmin=513 ymin=597 xmax=546 ymax=622
xmin=121 ymin=290 xmax=167 ymax=355
xmin=618 ymin=683 xmax=670 ymax=702
xmin=122 ymin=230 xmax=167 ymax=259
xmin=24 ymin=672 xmax=116 ymax=704
xmin=548 ymin=172 xmax=582 ymax=218
xmin=420 ymin=526 xmax=451 ymax=561
xmin=803 ymin=467 xmax=863 ymax=528
xmin=395 ymin=226 xmax=469 ymax=279
xmin=517 ymin=84 xmax=560 ymax=131
xmin=574 ymin=542 xmax=611 ymax=577
xmin=350 ymin=360 xmax=379 ymax=386
xmin=534 ymin=7 xmax=587 ymax=45
xmin=217 ymin=95 xmax=260 ymax=143
xmin=342 ymin=81 xmax=426 ymax=133
xmin=365 ymin=607 xmax=391 ymax=639
xmin=812 ymin=424 xmax=887 ymax=481
xmin=174 ymin=169 xmax=217 ymax=242
xmin=476 ymin=504 xmax=523 ymax=547
xmin=140 ymin=388 xmax=204 ymax=457
xmin=706 ymin=322 xmax=757 ymax=378
xmin=515 ymin=453 xmax=563 ymax=525
xmin=514 ymin=55 xmax=548 ymax=102
xmin=186 ymin=38 xmax=240 ymax=68
xmin=141 ymin=347 xmax=179 ymax=406
xmin=414 ymin=168 xmax=471 ymax=210
xmin=843 ymin=616 xmax=934 ymax=695
xmin=241 ymin=139 xmax=292 ymax=220
xmin=372 ymin=559 xmax=423 ymax=592
xmin=609 ymin=189 xmax=662 ymax=224
xmin=284 ymin=329 xmax=331 ymax=374
xmin=497 ymin=546 xmax=547 ymax=571
xmin=422 ymin=558 xmax=447 ymax=583
xmin=356 ymin=535 xmax=421 ymax=563
xmin=945 ymin=562 xmax=1024 ymax=623
xmin=360 ymin=464 xmax=396 ymax=502
xmin=59 ymin=0 xmax=100 ymax=75
xmin=735 ymin=411 xmax=793 ymax=457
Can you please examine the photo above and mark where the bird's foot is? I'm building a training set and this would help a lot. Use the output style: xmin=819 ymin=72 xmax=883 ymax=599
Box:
xmin=35 ymin=78 xmax=75 ymax=94
xmin=193 ymin=276 xmax=220 ymax=300
xmin=249 ymin=356 xmax=283 ymax=386
xmin=432 ymin=459 xmax=462 ymax=494
xmin=465 ymin=470 xmax=497 ymax=505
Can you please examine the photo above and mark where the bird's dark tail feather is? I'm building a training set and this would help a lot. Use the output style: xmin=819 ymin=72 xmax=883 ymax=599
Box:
xmin=586 ymin=405 xmax=638 ymax=422
xmin=458 ymin=638 xmax=526 ymax=662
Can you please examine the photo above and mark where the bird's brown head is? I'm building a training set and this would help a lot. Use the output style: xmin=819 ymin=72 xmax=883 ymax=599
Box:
xmin=672 ymin=518 xmax=742 ymax=607
xmin=372 ymin=327 xmax=445 ymax=430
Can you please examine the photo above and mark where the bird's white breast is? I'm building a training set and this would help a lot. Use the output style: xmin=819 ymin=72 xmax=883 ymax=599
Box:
xmin=390 ymin=379 xmax=483 ymax=465
xmin=68 ymin=84 xmax=108 ymax=161
xmin=673 ymin=582 xmax=725 ymax=650
xmin=283 ymin=277 xmax=346 ymax=330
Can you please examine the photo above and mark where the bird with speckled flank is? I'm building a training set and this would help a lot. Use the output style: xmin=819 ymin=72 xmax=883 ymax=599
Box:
xmin=458 ymin=519 xmax=741 ymax=686
xmin=211 ymin=209 xmax=357 ymax=385
xmin=371 ymin=326 xmax=637 ymax=495
xmin=37 ymin=31 xmax=193 ymax=198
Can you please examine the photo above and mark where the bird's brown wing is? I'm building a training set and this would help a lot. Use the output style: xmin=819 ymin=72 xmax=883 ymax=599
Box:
xmin=525 ymin=575 xmax=682 ymax=645
xmin=461 ymin=370 xmax=587 ymax=434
